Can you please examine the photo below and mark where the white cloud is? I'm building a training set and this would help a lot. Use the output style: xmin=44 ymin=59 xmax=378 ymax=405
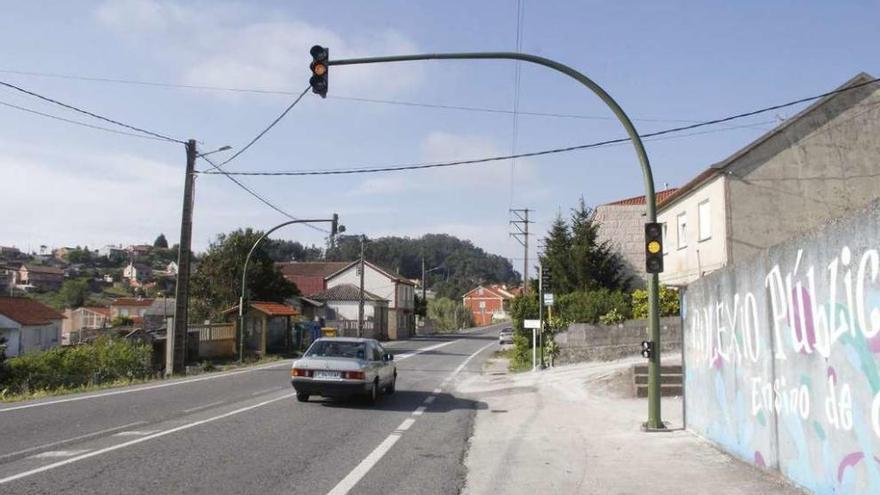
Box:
xmin=94 ymin=0 xmax=423 ymax=98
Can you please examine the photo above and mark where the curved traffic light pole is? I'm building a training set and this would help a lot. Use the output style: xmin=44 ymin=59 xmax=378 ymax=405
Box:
xmin=238 ymin=217 xmax=340 ymax=363
xmin=327 ymin=51 xmax=665 ymax=430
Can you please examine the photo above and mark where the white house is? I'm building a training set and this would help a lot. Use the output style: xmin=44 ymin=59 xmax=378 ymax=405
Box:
xmin=0 ymin=297 xmax=64 ymax=357
xmin=326 ymin=261 xmax=415 ymax=340
xmin=659 ymin=72 xmax=880 ymax=286
xmin=311 ymin=283 xmax=389 ymax=339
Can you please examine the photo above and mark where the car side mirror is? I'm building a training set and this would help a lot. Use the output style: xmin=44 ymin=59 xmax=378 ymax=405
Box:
xmin=384 ymin=353 xmax=393 ymax=361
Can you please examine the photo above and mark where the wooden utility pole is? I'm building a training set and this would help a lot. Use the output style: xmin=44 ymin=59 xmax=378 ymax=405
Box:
xmin=168 ymin=139 xmax=196 ymax=376
xmin=357 ymin=235 xmax=365 ymax=338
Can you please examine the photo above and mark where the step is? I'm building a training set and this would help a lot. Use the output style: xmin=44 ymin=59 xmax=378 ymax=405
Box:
xmin=633 ymin=364 xmax=682 ymax=375
xmin=635 ymin=384 xmax=683 ymax=398
xmin=634 ymin=374 xmax=682 ymax=385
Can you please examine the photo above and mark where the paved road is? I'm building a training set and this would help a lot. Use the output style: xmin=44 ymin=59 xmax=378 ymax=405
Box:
xmin=0 ymin=325 xmax=502 ymax=495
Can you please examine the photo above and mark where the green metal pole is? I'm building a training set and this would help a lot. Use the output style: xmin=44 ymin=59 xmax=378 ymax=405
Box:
xmin=238 ymin=217 xmax=337 ymax=363
xmin=330 ymin=52 xmax=663 ymax=428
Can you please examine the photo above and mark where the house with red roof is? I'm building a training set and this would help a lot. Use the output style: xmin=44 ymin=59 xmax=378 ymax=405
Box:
xmin=592 ymin=188 xmax=680 ymax=288
xmin=0 ymin=297 xmax=65 ymax=356
xmin=462 ymin=284 xmax=518 ymax=327
xmin=62 ymin=306 xmax=111 ymax=344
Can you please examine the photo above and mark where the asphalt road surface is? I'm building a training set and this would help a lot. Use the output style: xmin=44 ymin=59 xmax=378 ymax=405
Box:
xmin=0 ymin=325 xmax=502 ymax=495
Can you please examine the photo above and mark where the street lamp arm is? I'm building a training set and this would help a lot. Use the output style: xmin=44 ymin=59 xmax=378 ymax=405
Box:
xmin=328 ymin=51 xmax=656 ymax=220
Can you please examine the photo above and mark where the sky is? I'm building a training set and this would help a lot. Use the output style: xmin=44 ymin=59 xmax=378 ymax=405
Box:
xmin=0 ymin=0 xmax=878 ymax=269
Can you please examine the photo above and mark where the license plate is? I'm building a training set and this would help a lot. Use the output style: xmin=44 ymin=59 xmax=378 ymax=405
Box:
xmin=314 ymin=370 xmax=341 ymax=380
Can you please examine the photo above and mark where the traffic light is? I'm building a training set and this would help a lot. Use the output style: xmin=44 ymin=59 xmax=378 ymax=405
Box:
xmin=309 ymin=45 xmax=329 ymax=98
xmin=641 ymin=340 xmax=655 ymax=359
xmin=645 ymin=222 xmax=664 ymax=274
xmin=331 ymin=213 xmax=345 ymax=237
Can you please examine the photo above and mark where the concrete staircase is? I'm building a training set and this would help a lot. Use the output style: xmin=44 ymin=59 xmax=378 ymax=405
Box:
xmin=632 ymin=364 xmax=683 ymax=398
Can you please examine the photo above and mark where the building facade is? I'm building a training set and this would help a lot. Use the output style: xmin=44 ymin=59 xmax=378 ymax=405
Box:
xmin=462 ymin=285 xmax=516 ymax=327
xmin=659 ymin=72 xmax=880 ymax=286
xmin=326 ymin=261 xmax=415 ymax=340
xmin=0 ymin=297 xmax=64 ymax=356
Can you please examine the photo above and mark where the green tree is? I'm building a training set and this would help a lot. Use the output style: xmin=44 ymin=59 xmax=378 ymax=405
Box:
xmin=263 ymin=239 xmax=323 ymax=262
xmin=190 ymin=229 xmax=299 ymax=322
xmin=153 ymin=234 xmax=169 ymax=249
xmin=427 ymin=297 xmax=472 ymax=331
xmin=67 ymin=247 xmax=93 ymax=264
xmin=58 ymin=279 xmax=90 ymax=308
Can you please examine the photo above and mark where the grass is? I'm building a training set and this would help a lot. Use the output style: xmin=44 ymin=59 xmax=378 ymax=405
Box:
xmin=0 ymin=353 xmax=292 ymax=404
xmin=492 ymin=348 xmax=532 ymax=373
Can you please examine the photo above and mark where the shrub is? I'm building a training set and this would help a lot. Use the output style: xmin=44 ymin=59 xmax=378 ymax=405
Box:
xmin=509 ymin=292 xmax=540 ymax=331
xmin=599 ymin=307 xmax=626 ymax=325
xmin=631 ymin=286 xmax=680 ymax=319
xmin=556 ymin=289 xmax=631 ymax=324
xmin=0 ymin=336 xmax=152 ymax=395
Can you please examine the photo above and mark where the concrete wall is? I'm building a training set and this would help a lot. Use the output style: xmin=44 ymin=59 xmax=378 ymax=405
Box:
xmin=659 ymin=175 xmax=729 ymax=286
xmin=556 ymin=317 xmax=681 ymax=364
xmin=682 ymin=200 xmax=880 ymax=494
xmin=728 ymin=78 xmax=880 ymax=264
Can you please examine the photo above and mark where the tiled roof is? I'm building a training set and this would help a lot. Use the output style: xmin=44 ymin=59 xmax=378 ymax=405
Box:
xmin=23 ymin=264 xmax=65 ymax=275
xmin=277 ymin=261 xmax=352 ymax=278
xmin=0 ymin=297 xmax=65 ymax=325
xmin=312 ymin=283 xmax=387 ymax=303
xmin=603 ymin=188 xmax=680 ymax=206
xmin=462 ymin=285 xmax=516 ymax=300
xmin=82 ymin=307 xmax=111 ymax=317
xmin=111 ymin=297 xmax=155 ymax=307
xmin=249 ymin=301 xmax=299 ymax=317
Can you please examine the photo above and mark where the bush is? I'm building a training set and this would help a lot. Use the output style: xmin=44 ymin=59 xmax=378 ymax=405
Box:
xmin=631 ymin=286 xmax=680 ymax=319
xmin=556 ymin=289 xmax=631 ymax=324
xmin=1 ymin=336 xmax=152 ymax=395
xmin=509 ymin=292 xmax=539 ymax=331
xmin=599 ymin=307 xmax=626 ymax=325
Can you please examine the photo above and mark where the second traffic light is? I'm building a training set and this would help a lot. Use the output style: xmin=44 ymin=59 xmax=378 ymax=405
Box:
xmin=645 ymin=222 xmax=664 ymax=274
xmin=309 ymin=45 xmax=329 ymax=98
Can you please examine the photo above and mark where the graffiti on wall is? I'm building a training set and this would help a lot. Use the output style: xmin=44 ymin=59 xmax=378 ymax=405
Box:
xmin=685 ymin=234 xmax=880 ymax=494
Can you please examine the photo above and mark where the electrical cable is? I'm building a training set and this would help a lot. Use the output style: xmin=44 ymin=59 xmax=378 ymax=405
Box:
xmin=0 ymin=99 xmax=172 ymax=142
xmin=198 ymin=154 xmax=329 ymax=234
xmin=0 ymin=79 xmax=185 ymax=143
xmin=197 ymin=77 xmax=878 ymax=177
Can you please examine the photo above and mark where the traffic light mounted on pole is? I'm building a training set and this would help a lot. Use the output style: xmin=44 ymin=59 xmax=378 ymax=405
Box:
xmin=641 ymin=340 xmax=655 ymax=359
xmin=309 ymin=45 xmax=329 ymax=98
xmin=645 ymin=222 xmax=664 ymax=274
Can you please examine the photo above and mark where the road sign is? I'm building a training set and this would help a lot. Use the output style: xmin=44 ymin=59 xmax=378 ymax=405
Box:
xmin=543 ymin=293 xmax=554 ymax=306
xmin=524 ymin=319 xmax=542 ymax=329
xmin=541 ymin=266 xmax=552 ymax=290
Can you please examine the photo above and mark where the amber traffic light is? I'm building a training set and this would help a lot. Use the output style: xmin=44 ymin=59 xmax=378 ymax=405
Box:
xmin=309 ymin=45 xmax=329 ymax=98
xmin=645 ymin=222 xmax=664 ymax=274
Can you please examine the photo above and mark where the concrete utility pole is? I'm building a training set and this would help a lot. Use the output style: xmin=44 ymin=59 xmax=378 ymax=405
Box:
xmin=510 ymin=208 xmax=532 ymax=294
xmin=168 ymin=139 xmax=196 ymax=377
xmin=357 ymin=235 xmax=366 ymax=338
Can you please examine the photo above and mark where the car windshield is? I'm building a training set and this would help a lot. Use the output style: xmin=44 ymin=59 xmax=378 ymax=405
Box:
xmin=306 ymin=340 xmax=366 ymax=359
xmin=501 ymin=328 xmax=513 ymax=334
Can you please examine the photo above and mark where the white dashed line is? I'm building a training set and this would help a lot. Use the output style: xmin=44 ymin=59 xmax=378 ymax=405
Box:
xmin=30 ymin=450 xmax=91 ymax=459
xmin=394 ymin=340 xmax=457 ymax=361
xmin=113 ymin=430 xmax=160 ymax=437
xmin=0 ymin=421 xmax=146 ymax=462
xmin=326 ymin=341 xmax=495 ymax=495
xmin=182 ymin=401 xmax=226 ymax=413
xmin=423 ymin=396 xmax=436 ymax=405
xmin=0 ymin=392 xmax=296 ymax=486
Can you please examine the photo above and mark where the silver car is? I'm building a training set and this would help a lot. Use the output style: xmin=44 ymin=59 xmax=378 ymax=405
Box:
xmin=290 ymin=337 xmax=397 ymax=404
xmin=499 ymin=327 xmax=514 ymax=345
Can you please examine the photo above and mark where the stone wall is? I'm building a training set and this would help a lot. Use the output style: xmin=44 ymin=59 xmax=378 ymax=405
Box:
xmin=555 ymin=316 xmax=681 ymax=364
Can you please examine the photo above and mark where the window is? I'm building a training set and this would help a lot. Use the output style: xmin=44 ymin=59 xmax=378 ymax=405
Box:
xmin=662 ymin=223 xmax=669 ymax=254
xmin=120 ymin=308 xmax=129 ymax=317
xmin=698 ymin=200 xmax=711 ymax=241
xmin=677 ymin=212 xmax=688 ymax=249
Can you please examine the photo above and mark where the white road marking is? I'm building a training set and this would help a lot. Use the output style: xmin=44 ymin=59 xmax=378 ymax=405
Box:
xmin=0 ymin=392 xmax=296 ymax=486
xmin=30 ymin=450 xmax=90 ymax=459
xmin=396 ymin=418 xmax=416 ymax=432
xmin=250 ymin=387 xmax=280 ymax=396
xmin=113 ymin=430 xmax=160 ymax=437
xmin=412 ymin=406 xmax=426 ymax=416
xmin=0 ymin=360 xmax=291 ymax=413
xmin=394 ymin=340 xmax=457 ymax=361
xmin=325 ymin=341 xmax=495 ymax=495
xmin=423 ymin=396 xmax=436 ymax=405
xmin=0 ymin=421 xmax=146 ymax=462
xmin=182 ymin=401 xmax=226 ymax=414
xmin=432 ymin=388 xmax=442 ymax=394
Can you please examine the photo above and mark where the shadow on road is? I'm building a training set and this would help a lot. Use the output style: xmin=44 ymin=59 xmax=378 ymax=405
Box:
xmin=316 ymin=390 xmax=487 ymax=413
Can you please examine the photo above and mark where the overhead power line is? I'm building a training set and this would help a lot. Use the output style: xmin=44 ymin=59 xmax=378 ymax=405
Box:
xmin=0 ymin=68 xmax=700 ymax=124
xmin=198 ymin=154 xmax=329 ymax=234
xmin=198 ymin=76 xmax=878 ymax=177
xmin=210 ymin=86 xmax=310 ymax=170
xmin=0 ymin=79 xmax=185 ymax=143
xmin=0 ymin=99 xmax=171 ymax=142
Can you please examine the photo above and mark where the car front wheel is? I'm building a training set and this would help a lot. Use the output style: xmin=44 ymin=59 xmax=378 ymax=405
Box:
xmin=296 ymin=393 xmax=310 ymax=402
xmin=386 ymin=373 xmax=396 ymax=395
xmin=365 ymin=381 xmax=378 ymax=405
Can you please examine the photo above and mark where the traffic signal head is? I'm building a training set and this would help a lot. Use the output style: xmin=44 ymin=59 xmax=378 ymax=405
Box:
xmin=645 ymin=222 xmax=664 ymax=274
xmin=309 ymin=45 xmax=329 ymax=98
xmin=640 ymin=340 xmax=655 ymax=359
